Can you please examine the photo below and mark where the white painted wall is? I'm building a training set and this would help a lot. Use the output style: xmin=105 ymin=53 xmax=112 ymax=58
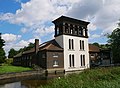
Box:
xmin=55 ymin=35 xmax=90 ymax=71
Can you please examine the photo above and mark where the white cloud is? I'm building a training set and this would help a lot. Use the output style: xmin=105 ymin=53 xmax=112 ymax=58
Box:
xmin=67 ymin=0 xmax=120 ymax=33
xmin=1 ymin=33 xmax=21 ymax=43
xmin=88 ymin=23 xmax=97 ymax=31
xmin=21 ymin=28 xmax=27 ymax=33
xmin=91 ymin=34 xmax=101 ymax=39
xmin=4 ymin=38 xmax=41 ymax=56
xmin=35 ymin=25 xmax=54 ymax=36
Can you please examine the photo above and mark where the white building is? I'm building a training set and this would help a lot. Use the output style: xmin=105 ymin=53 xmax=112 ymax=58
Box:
xmin=53 ymin=16 xmax=90 ymax=71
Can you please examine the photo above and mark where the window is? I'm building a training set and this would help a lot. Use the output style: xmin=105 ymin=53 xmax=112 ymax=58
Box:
xmin=80 ymin=40 xmax=84 ymax=50
xmin=70 ymin=24 xmax=73 ymax=34
xmin=65 ymin=23 xmax=69 ymax=33
xmin=69 ymin=54 xmax=75 ymax=67
xmin=83 ymin=55 xmax=85 ymax=66
xmin=56 ymin=27 xmax=59 ymax=35
xmin=82 ymin=41 xmax=84 ymax=50
xmin=69 ymin=39 xmax=74 ymax=50
xmin=53 ymin=60 xmax=59 ymax=67
xmin=53 ymin=53 xmax=58 ymax=58
xmin=80 ymin=55 xmax=85 ymax=66
xmin=69 ymin=39 xmax=71 ymax=49
xmin=80 ymin=40 xmax=81 ymax=50
xmin=72 ymin=39 xmax=74 ymax=49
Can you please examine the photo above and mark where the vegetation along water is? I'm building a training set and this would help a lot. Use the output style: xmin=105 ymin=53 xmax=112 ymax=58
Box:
xmin=40 ymin=67 xmax=120 ymax=88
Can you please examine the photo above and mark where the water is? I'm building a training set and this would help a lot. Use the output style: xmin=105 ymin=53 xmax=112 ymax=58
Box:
xmin=0 ymin=75 xmax=50 ymax=88
xmin=0 ymin=74 xmax=64 ymax=88
xmin=0 ymin=79 xmax=49 ymax=88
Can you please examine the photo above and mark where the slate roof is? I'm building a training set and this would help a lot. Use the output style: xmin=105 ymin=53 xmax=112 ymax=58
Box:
xmin=89 ymin=44 xmax=100 ymax=52
xmin=14 ymin=39 xmax=63 ymax=58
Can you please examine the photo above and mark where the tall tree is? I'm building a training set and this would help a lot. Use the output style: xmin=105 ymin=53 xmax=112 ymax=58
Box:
xmin=0 ymin=33 xmax=5 ymax=63
xmin=108 ymin=21 xmax=120 ymax=63
xmin=92 ymin=42 xmax=99 ymax=47
xmin=8 ymin=48 xmax=18 ymax=58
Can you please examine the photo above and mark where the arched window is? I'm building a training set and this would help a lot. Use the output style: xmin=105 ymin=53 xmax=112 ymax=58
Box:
xmin=69 ymin=39 xmax=71 ymax=49
xmin=69 ymin=54 xmax=75 ymax=67
xmin=75 ymin=25 xmax=78 ymax=35
xmin=80 ymin=55 xmax=85 ymax=66
xmin=65 ymin=23 xmax=69 ymax=33
xmin=70 ymin=24 xmax=73 ymax=34
xmin=72 ymin=39 xmax=74 ymax=49
xmin=56 ymin=27 xmax=59 ymax=35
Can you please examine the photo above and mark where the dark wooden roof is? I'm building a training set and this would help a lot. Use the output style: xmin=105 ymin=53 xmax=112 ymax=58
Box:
xmin=39 ymin=39 xmax=63 ymax=51
xmin=22 ymin=48 xmax=35 ymax=54
xmin=89 ymin=44 xmax=100 ymax=52
xmin=52 ymin=15 xmax=90 ymax=25
xmin=14 ymin=39 xmax=63 ymax=58
xmin=14 ymin=52 xmax=22 ymax=58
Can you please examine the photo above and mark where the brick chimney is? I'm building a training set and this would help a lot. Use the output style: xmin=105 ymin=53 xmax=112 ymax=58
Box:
xmin=35 ymin=39 xmax=39 ymax=54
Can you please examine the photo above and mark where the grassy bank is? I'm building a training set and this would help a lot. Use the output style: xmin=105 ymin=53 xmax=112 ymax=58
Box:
xmin=0 ymin=65 xmax=32 ymax=74
xmin=41 ymin=67 xmax=120 ymax=88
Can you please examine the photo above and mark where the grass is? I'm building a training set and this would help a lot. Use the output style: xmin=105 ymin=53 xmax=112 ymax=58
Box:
xmin=0 ymin=65 xmax=32 ymax=74
xmin=40 ymin=67 xmax=120 ymax=88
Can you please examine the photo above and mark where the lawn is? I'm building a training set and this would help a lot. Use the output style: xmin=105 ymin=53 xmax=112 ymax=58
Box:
xmin=40 ymin=67 xmax=120 ymax=88
xmin=0 ymin=65 xmax=32 ymax=74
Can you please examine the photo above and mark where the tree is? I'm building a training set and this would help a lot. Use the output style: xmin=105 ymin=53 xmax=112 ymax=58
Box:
xmin=92 ymin=42 xmax=99 ymax=47
xmin=18 ymin=43 xmax=35 ymax=53
xmin=0 ymin=33 xmax=5 ymax=48
xmin=108 ymin=21 xmax=120 ymax=63
xmin=0 ymin=33 xmax=5 ymax=64
xmin=8 ymin=48 xmax=18 ymax=58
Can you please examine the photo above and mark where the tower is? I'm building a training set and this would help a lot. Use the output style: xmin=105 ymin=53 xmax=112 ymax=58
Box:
xmin=52 ymin=16 xmax=90 ymax=71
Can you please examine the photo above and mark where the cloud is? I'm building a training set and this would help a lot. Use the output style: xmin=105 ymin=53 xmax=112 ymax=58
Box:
xmin=35 ymin=25 xmax=54 ymax=36
xmin=21 ymin=28 xmax=27 ymax=33
xmin=67 ymin=0 xmax=120 ymax=33
xmin=4 ymin=38 xmax=41 ymax=56
xmin=1 ymin=33 xmax=21 ymax=43
xmin=91 ymin=34 xmax=101 ymax=39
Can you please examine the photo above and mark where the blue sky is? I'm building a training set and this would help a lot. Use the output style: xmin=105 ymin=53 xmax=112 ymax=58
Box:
xmin=0 ymin=0 xmax=120 ymax=56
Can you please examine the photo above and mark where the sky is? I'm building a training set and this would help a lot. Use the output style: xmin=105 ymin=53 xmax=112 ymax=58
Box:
xmin=0 ymin=0 xmax=120 ymax=56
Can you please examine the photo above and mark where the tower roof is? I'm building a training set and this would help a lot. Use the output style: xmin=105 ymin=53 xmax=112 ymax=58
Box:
xmin=52 ymin=15 xmax=90 ymax=25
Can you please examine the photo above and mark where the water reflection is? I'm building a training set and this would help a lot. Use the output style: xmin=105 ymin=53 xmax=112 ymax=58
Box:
xmin=0 ymin=73 xmax=64 ymax=88
xmin=0 ymin=79 xmax=49 ymax=88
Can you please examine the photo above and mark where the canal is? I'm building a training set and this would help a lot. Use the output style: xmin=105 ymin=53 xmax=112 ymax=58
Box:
xmin=0 ymin=74 xmax=64 ymax=88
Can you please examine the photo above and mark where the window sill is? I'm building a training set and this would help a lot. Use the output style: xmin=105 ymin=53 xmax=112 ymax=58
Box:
xmin=79 ymin=50 xmax=85 ymax=51
xmin=80 ymin=66 xmax=86 ymax=68
xmin=53 ymin=65 xmax=59 ymax=67
xmin=68 ymin=67 xmax=75 ymax=69
xmin=68 ymin=49 xmax=75 ymax=51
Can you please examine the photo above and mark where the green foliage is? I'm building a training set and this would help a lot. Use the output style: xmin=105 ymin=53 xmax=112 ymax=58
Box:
xmin=0 ymin=65 xmax=32 ymax=74
xmin=0 ymin=33 xmax=5 ymax=48
xmin=19 ymin=43 xmax=35 ymax=52
xmin=92 ymin=42 xmax=99 ymax=47
xmin=108 ymin=22 xmax=120 ymax=63
xmin=40 ymin=67 xmax=120 ymax=88
xmin=8 ymin=48 xmax=18 ymax=58
xmin=0 ymin=33 xmax=6 ymax=64
xmin=0 ymin=48 xmax=6 ymax=64
xmin=5 ymin=58 xmax=13 ymax=65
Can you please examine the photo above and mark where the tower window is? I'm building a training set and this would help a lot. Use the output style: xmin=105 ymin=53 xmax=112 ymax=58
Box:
xmin=56 ymin=27 xmax=59 ymax=35
xmin=70 ymin=24 xmax=73 ymax=34
xmin=65 ymin=23 xmax=69 ymax=33
xmin=80 ymin=40 xmax=84 ymax=50
xmin=69 ymin=39 xmax=71 ymax=49
xmin=69 ymin=39 xmax=74 ymax=50
xmin=80 ymin=55 xmax=85 ymax=66
xmin=69 ymin=54 xmax=75 ymax=67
